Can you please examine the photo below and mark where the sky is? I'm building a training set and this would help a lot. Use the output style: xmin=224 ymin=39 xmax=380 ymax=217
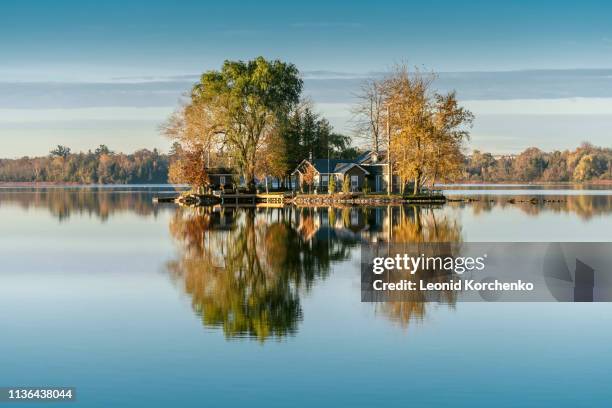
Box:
xmin=1 ymin=0 xmax=612 ymax=157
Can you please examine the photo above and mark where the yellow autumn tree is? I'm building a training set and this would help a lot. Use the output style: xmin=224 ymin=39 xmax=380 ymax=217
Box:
xmin=380 ymin=66 xmax=473 ymax=194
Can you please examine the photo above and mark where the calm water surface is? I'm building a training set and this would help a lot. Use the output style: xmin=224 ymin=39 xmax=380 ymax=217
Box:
xmin=1 ymin=185 xmax=611 ymax=407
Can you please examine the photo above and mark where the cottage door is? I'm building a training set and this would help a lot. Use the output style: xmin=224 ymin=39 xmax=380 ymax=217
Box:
xmin=350 ymin=175 xmax=359 ymax=191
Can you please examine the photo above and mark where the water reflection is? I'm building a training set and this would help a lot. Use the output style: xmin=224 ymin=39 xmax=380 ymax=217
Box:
xmin=2 ymin=187 xmax=610 ymax=338
xmin=377 ymin=207 xmax=461 ymax=329
xmin=167 ymin=205 xmax=463 ymax=340
xmin=447 ymin=192 xmax=612 ymax=220
xmin=0 ymin=186 xmax=180 ymax=221
xmin=166 ymin=207 xmax=348 ymax=341
xmin=2 ymin=186 xmax=610 ymax=223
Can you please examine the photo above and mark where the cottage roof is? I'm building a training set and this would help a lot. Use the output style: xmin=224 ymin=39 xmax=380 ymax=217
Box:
xmin=310 ymin=159 xmax=355 ymax=174
xmin=292 ymin=151 xmax=388 ymax=176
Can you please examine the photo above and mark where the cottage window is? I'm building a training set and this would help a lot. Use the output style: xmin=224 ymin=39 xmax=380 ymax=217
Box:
xmin=220 ymin=176 xmax=226 ymax=185
xmin=321 ymin=175 xmax=329 ymax=187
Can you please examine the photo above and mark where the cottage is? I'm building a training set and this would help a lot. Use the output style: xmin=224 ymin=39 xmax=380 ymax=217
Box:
xmin=291 ymin=151 xmax=401 ymax=193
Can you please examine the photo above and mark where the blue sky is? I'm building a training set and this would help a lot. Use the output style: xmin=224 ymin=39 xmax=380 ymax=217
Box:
xmin=1 ymin=0 xmax=612 ymax=156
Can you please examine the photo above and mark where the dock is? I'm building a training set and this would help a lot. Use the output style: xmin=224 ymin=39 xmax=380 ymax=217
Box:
xmin=153 ymin=191 xmax=292 ymax=206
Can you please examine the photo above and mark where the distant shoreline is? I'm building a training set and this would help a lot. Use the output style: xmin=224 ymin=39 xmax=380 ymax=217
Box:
xmin=0 ymin=181 xmax=188 ymax=188
xmin=448 ymin=180 xmax=612 ymax=186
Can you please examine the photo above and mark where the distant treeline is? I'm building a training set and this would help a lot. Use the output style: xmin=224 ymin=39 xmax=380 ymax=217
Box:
xmin=0 ymin=145 xmax=169 ymax=183
xmin=2 ymin=143 xmax=611 ymax=184
xmin=464 ymin=143 xmax=612 ymax=182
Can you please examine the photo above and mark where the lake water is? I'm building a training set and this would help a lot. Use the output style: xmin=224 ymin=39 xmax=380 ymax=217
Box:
xmin=1 ymin=185 xmax=611 ymax=407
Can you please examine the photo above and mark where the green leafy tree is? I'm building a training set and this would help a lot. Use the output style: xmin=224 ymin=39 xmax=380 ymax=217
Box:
xmin=280 ymin=104 xmax=355 ymax=179
xmin=190 ymin=57 xmax=303 ymax=190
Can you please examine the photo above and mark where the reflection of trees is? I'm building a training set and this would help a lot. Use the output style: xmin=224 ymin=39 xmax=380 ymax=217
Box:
xmin=377 ymin=206 xmax=461 ymax=331
xmin=167 ymin=207 xmax=353 ymax=341
xmin=392 ymin=205 xmax=462 ymax=242
xmin=0 ymin=187 xmax=172 ymax=221
xmin=167 ymin=204 xmax=465 ymax=339
xmin=458 ymin=194 xmax=612 ymax=220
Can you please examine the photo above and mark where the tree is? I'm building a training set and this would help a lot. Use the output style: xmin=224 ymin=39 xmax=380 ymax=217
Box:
xmin=162 ymin=101 xmax=223 ymax=173
xmin=50 ymin=145 xmax=71 ymax=158
xmin=301 ymin=163 xmax=316 ymax=193
xmin=328 ymin=175 xmax=336 ymax=194
xmin=385 ymin=66 xmax=436 ymax=194
xmin=353 ymin=78 xmax=386 ymax=154
xmin=342 ymin=175 xmax=350 ymax=193
xmin=167 ymin=145 xmax=209 ymax=191
xmin=281 ymin=102 xmax=354 ymax=172
xmin=513 ymin=147 xmax=547 ymax=181
xmin=169 ymin=142 xmax=183 ymax=157
xmin=256 ymin=130 xmax=289 ymax=192
xmin=427 ymin=91 xmax=474 ymax=187
xmin=467 ymin=150 xmax=497 ymax=180
xmin=95 ymin=145 xmax=112 ymax=156
xmin=542 ymin=151 xmax=569 ymax=182
xmin=383 ymin=66 xmax=472 ymax=194
xmin=572 ymin=153 xmax=608 ymax=182
xmin=190 ymin=57 xmax=302 ymax=190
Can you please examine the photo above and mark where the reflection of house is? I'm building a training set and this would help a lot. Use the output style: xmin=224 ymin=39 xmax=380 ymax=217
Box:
xmin=291 ymin=151 xmax=401 ymax=193
xmin=294 ymin=206 xmax=397 ymax=244
xmin=207 ymin=167 xmax=235 ymax=189
xmin=209 ymin=207 xmax=237 ymax=230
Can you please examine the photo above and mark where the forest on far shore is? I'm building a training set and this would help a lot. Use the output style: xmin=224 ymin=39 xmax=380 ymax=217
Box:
xmin=0 ymin=142 xmax=610 ymax=184
xmin=464 ymin=143 xmax=612 ymax=183
xmin=0 ymin=145 xmax=169 ymax=184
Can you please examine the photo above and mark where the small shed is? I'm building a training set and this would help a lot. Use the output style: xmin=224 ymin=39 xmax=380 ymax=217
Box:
xmin=207 ymin=167 xmax=235 ymax=189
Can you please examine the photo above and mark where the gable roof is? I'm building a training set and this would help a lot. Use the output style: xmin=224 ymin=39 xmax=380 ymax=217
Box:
xmin=292 ymin=159 xmax=371 ymax=176
xmin=334 ymin=162 xmax=370 ymax=175
xmin=311 ymin=158 xmax=356 ymax=174
xmin=292 ymin=151 xmax=389 ymax=176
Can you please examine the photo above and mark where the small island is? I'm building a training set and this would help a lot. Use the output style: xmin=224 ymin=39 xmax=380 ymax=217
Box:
xmin=160 ymin=57 xmax=472 ymax=206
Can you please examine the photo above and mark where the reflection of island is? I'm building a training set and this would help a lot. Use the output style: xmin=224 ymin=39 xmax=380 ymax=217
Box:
xmin=167 ymin=207 xmax=351 ymax=341
xmin=167 ymin=205 xmax=464 ymax=340
xmin=0 ymin=187 xmax=178 ymax=221
xmin=454 ymin=194 xmax=612 ymax=220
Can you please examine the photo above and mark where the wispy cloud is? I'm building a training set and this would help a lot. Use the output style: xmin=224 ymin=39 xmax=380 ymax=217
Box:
xmin=3 ymin=69 xmax=612 ymax=110
xmin=304 ymin=68 xmax=612 ymax=102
